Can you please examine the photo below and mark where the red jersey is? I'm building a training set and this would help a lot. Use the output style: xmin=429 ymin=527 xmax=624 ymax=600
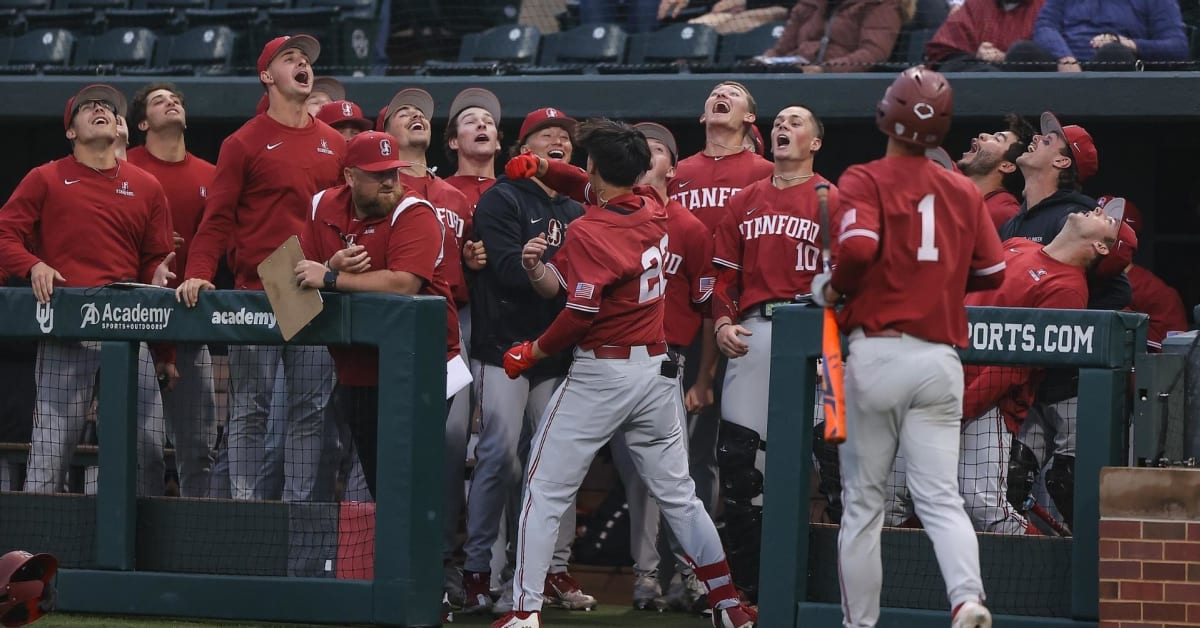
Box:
xmin=126 ymin=147 xmax=216 ymax=289
xmin=662 ymin=199 xmax=716 ymax=347
xmin=984 ymin=189 xmax=1020 ymax=232
xmin=0 ymin=156 xmax=173 ymax=287
xmin=186 ymin=114 xmax=345 ymax=290
xmin=712 ymin=176 xmax=835 ymax=319
xmin=1128 ymin=263 xmax=1189 ymax=351
xmin=831 ymin=155 xmax=1005 ymax=347
xmin=444 ymin=174 xmax=496 ymax=211
xmin=546 ymin=193 xmax=670 ymax=349
xmin=667 ymin=150 xmax=773 ymax=232
xmin=961 ymin=238 xmax=1087 ymax=429
xmin=305 ymin=187 xmax=460 ymax=386
xmin=401 ymin=172 xmax=473 ymax=307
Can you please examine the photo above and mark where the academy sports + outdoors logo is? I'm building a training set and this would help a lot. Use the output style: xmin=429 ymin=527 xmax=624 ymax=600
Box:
xmin=80 ymin=302 xmax=172 ymax=331
xmin=968 ymin=321 xmax=1095 ymax=355
xmin=210 ymin=308 xmax=276 ymax=329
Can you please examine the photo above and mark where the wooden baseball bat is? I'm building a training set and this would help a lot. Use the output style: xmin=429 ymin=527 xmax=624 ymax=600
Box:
xmin=815 ymin=183 xmax=846 ymax=445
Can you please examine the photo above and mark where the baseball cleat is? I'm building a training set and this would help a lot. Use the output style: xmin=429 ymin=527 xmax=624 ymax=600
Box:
xmin=461 ymin=569 xmax=492 ymax=614
xmin=491 ymin=610 xmax=540 ymax=628
xmin=659 ymin=572 xmax=709 ymax=614
xmin=632 ymin=574 xmax=665 ymax=611
xmin=492 ymin=578 xmax=514 ymax=615
xmin=444 ymin=563 xmax=465 ymax=610
xmin=951 ymin=600 xmax=992 ymax=628
xmin=544 ymin=572 xmax=597 ymax=611
xmin=713 ymin=602 xmax=757 ymax=628
xmin=442 ymin=592 xmax=454 ymax=624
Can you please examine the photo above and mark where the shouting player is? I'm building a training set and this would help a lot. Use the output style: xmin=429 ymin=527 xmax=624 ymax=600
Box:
xmin=813 ymin=67 xmax=1005 ymax=628
xmin=444 ymin=87 xmax=503 ymax=208
xmin=956 ymin=114 xmax=1035 ymax=231
xmin=497 ymin=117 xmax=757 ymax=628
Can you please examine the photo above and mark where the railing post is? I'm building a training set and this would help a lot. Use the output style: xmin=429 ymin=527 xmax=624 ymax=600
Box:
xmin=96 ymin=341 xmax=139 ymax=571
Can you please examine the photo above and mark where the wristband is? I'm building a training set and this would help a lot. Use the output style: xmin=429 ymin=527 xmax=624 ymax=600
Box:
xmin=530 ymin=264 xmax=546 ymax=282
xmin=323 ymin=269 xmax=339 ymax=290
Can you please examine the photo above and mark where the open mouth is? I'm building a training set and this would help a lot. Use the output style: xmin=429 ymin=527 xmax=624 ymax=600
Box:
xmin=712 ymin=101 xmax=730 ymax=114
xmin=474 ymin=133 xmax=490 ymax=143
xmin=294 ymin=70 xmax=310 ymax=86
xmin=409 ymin=120 xmax=427 ymax=132
xmin=1027 ymin=140 xmax=1038 ymax=152
xmin=91 ymin=116 xmax=110 ymax=126
xmin=547 ymin=149 xmax=565 ymax=160
xmin=775 ymin=134 xmax=790 ymax=148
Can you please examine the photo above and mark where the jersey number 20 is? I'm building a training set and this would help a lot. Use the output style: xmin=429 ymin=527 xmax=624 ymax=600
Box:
xmin=638 ymin=234 xmax=670 ymax=303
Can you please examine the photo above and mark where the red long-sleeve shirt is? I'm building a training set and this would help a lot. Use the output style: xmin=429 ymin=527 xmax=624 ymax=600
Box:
xmin=926 ymin=0 xmax=1043 ymax=63
xmin=126 ymin=147 xmax=216 ymax=289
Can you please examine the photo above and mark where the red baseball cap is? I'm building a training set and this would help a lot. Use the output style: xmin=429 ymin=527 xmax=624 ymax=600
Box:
xmin=257 ymin=34 xmax=320 ymax=74
xmin=1095 ymin=196 xmax=1138 ymax=277
xmin=519 ymin=107 xmax=576 ymax=144
xmin=316 ymin=100 xmax=372 ymax=131
xmin=1040 ymin=112 xmax=1098 ymax=183
xmin=746 ymin=123 xmax=764 ymax=154
xmin=255 ymin=92 xmax=268 ymax=115
xmin=64 ymin=83 xmax=126 ymax=130
xmin=1098 ymin=194 xmax=1143 ymax=235
xmin=344 ymin=131 xmax=410 ymax=172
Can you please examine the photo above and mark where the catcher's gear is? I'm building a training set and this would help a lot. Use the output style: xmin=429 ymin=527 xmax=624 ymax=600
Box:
xmin=0 ymin=551 xmax=58 ymax=627
xmin=717 ymin=420 xmax=764 ymax=603
xmin=1045 ymin=454 xmax=1075 ymax=528
xmin=503 ymin=341 xmax=538 ymax=379
xmin=1006 ymin=440 xmax=1039 ymax=513
xmin=876 ymin=66 xmax=953 ymax=148
xmin=505 ymin=154 xmax=540 ymax=180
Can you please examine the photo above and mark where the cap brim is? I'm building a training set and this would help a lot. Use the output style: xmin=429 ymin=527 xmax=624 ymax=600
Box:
xmin=353 ymin=159 xmax=410 ymax=173
xmin=925 ymin=146 xmax=955 ymax=171
xmin=1101 ymin=196 xmax=1126 ymax=224
xmin=1040 ymin=111 xmax=1066 ymax=141
xmin=385 ymin=89 xmax=434 ymax=124
xmin=312 ymin=76 xmax=345 ymax=101
xmin=634 ymin=122 xmax=677 ymax=161
xmin=337 ymin=118 xmax=374 ymax=132
xmin=449 ymin=88 xmax=501 ymax=123
xmin=75 ymin=84 xmax=128 ymax=117
xmin=272 ymin=34 xmax=321 ymax=69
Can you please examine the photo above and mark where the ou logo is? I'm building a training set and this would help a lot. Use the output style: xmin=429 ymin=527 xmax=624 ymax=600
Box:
xmin=912 ymin=102 xmax=935 ymax=120
xmin=379 ymin=138 xmax=392 ymax=156
xmin=80 ymin=303 xmax=100 ymax=328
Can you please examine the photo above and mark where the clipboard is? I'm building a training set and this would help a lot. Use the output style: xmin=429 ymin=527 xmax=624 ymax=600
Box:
xmin=257 ymin=235 xmax=324 ymax=341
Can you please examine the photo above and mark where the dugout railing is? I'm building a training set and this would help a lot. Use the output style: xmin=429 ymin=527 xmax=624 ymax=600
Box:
xmin=0 ymin=286 xmax=447 ymax=627
xmin=759 ymin=305 xmax=1147 ymax=628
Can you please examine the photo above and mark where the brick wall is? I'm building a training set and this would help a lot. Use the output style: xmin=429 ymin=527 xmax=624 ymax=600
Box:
xmin=1098 ymin=467 xmax=1200 ymax=628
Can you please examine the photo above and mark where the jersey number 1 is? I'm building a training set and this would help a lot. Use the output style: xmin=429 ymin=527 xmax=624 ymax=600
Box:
xmin=638 ymin=234 xmax=670 ymax=303
xmin=917 ymin=193 xmax=940 ymax=262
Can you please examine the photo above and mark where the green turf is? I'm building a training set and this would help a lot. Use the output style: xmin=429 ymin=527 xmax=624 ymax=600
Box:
xmin=37 ymin=608 xmax=713 ymax=627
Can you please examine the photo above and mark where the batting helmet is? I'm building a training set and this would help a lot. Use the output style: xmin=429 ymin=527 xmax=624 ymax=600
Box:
xmin=0 ymin=551 xmax=58 ymax=627
xmin=876 ymin=66 xmax=953 ymax=149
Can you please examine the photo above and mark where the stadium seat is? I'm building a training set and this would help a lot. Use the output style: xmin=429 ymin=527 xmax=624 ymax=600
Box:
xmin=185 ymin=0 xmax=279 ymax=28
xmin=123 ymin=23 xmax=235 ymax=74
xmin=714 ymin=20 xmax=784 ymax=66
xmin=0 ymin=27 xmax=75 ymax=73
xmin=0 ymin=0 xmax=51 ymax=28
xmin=261 ymin=0 xmax=376 ymax=72
xmin=104 ymin=0 xmax=203 ymax=31
xmin=598 ymin=22 xmax=717 ymax=73
xmin=879 ymin=0 xmax=948 ymax=70
xmin=42 ymin=26 xmax=156 ymax=73
xmin=513 ymin=22 xmax=626 ymax=74
xmin=422 ymin=23 xmax=540 ymax=76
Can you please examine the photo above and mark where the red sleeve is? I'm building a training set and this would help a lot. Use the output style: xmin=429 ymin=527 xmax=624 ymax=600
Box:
xmin=138 ymin=183 xmax=174 ymax=284
xmin=685 ymin=220 xmax=716 ymax=307
xmin=387 ymin=202 xmax=442 ymax=283
xmin=986 ymin=192 xmax=1021 ymax=232
xmin=538 ymin=160 xmax=591 ymax=204
xmin=0 ymin=167 xmax=48 ymax=278
xmin=829 ymin=166 xmax=880 ymax=295
xmin=711 ymin=205 xmax=742 ymax=271
xmin=925 ymin=1 xmax=978 ymax=62
xmin=713 ymin=266 xmax=740 ymax=322
xmin=557 ymin=225 xmax=614 ymax=314
xmin=185 ymin=136 xmax=247 ymax=281
xmin=966 ymin=192 xmax=1006 ymax=292
xmin=537 ymin=306 xmax=595 ymax=356
xmin=963 ymin=365 xmax=1034 ymax=422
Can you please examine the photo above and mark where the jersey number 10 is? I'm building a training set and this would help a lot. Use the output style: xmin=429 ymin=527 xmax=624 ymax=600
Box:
xmin=638 ymin=234 xmax=670 ymax=304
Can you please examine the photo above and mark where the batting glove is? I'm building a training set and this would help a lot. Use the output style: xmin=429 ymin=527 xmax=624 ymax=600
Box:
xmin=505 ymin=154 xmax=540 ymax=180
xmin=503 ymin=341 xmax=539 ymax=379
xmin=811 ymin=272 xmax=835 ymax=307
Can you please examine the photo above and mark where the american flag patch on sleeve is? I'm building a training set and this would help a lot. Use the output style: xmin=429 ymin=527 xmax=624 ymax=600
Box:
xmin=698 ymin=276 xmax=715 ymax=293
xmin=574 ymin=282 xmax=595 ymax=300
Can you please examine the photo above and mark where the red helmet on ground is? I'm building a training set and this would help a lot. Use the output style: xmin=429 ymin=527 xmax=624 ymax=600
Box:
xmin=0 ymin=551 xmax=58 ymax=627
xmin=876 ymin=66 xmax=953 ymax=149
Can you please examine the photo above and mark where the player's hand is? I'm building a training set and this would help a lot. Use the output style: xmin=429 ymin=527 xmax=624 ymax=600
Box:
xmin=685 ymin=378 xmax=714 ymax=413
xmin=175 ymin=277 xmax=214 ymax=308
xmin=503 ymin=341 xmax=539 ymax=379
xmin=172 ymin=231 xmax=184 ymax=250
xmin=801 ymin=64 xmax=825 ymax=74
xmin=1057 ymin=57 xmax=1081 ymax=72
xmin=522 ymin=233 xmax=548 ymax=271
xmin=115 ymin=114 xmax=130 ymax=159
xmin=155 ymin=361 xmax=180 ymax=392
xmin=329 ymin=245 xmax=370 ymax=273
xmin=29 ymin=261 xmax=65 ymax=304
xmin=153 ymin=251 xmax=177 ymax=287
xmin=464 ymin=239 xmax=487 ymax=271
xmin=717 ymin=323 xmax=752 ymax=358
xmin=505 ymin=154 xmax=541 ymax=180
xmin=811 ymin=272 xmax=839 ymax=307
xmin=710 ymin=0 xmax=745 ymax=13
xmin=294 ymin=260 xmax=327 ymax=289
xmin=658 ymin=0 xmax=687 ymax=19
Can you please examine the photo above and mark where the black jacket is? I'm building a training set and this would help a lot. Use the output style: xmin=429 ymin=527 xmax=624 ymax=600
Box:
xmin=470 ymin=176 xmax=585 ymax=376
xmin=998 ymin=189 xmax=1131 ymax=310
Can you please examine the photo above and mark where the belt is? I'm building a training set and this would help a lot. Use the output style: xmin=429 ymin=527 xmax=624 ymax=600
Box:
xmin=592 ymin=340 xmax=668 ymax=359
xmin=753 ymin=300 xmax=792 ymax=319
xmin=863 ymin=329 xmax=902 ymax=338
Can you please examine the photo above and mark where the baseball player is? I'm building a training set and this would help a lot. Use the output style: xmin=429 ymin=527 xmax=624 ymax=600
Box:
xmin=127 ymin=82 xmax=218 ymax=498
xmin=176 ymin=35 xmax=345 ymax=505
xmin=956 ymin=114 xmax=1035 ymax=231
xmin=461 ymin=107 xmax=589 ymax=615
xmin=710 ymin=104 xmax=833 ymax=603
xmin=305 ymin=76 xmax=345 ymax=117
xmin=812 ymin=67 xmax=1004 ymax=628
xmin=0 ymin=83 xmax=175 ymax=496
xmin=315 ymin=100 xmax=373 ymax=140
xmin=496 ymin=117 xmax=758 ymax=628
xmin=444 ymin=87 xmax=503 ymax=209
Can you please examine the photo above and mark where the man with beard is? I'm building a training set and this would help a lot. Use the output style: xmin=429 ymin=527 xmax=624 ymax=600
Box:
xmin=177 ymin=35 xmax=346 ymax=506
xmin=956 ymin=114 xmax=1035 ymax=230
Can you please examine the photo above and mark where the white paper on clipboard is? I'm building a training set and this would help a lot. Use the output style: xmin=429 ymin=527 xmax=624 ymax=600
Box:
xmin=446 ymin=354 xmax=472 ymax=399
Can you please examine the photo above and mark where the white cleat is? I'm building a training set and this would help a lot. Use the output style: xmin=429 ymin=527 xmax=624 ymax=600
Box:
xmin=951 ymin=600 xmax=992 ymax=628
xmin=491 ymin=611 xmax=541 ymax=628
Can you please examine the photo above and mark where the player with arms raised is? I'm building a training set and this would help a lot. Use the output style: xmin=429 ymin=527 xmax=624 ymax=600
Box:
xmin=812 ymin=67 xmax=1005 ymax=628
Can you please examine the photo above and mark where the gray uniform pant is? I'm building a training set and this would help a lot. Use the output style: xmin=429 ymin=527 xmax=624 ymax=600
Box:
xmin=161 ymin=344 xmax=217 ymax=497
xmin=512 ymin=346 xmax=725 ymax=612
xmin=26 ymin=340 xmax=165 ymax=496
xmin=721 ymin=314 xmax=772 ymax=489
xmin=838 ymin=330 xmax=984 ymax=627
xmin=443 ymin=305 xmax=472 ymax=561
xmin=463 ymin=361 xmax=571 ymax=574
xmin=226 ymin=344 xmax=335 ymax=502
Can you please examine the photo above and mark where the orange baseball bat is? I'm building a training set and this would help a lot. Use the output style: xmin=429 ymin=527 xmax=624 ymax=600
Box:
xmin=815 ymin=183 xmax=846 ymax=445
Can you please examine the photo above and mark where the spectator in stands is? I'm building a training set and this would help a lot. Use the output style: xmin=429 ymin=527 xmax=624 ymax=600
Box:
xmin=0 ymin=83 xmax=174 ymax=496
xmin=758 ymin=0 xmax=915 ymax=72
xmin=1005 ymin=0 xmax=1188 ymax=71
xmin=925 ymin=0 xmax=1043 ymax=71
xmin=315 ymin=100 xmax=373 ymax=140
xmin=127 ymin=82 xmax=219 ymax=499
xmin=956 ymin=114 xmax=1036 ymax=230
xmin=580 ymin=0 xmax=661 ymax=33
xmin=305 ymin=76 xmax=346 ymax=117
xmin=660 ymin=0 xmax=790 ymax=35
